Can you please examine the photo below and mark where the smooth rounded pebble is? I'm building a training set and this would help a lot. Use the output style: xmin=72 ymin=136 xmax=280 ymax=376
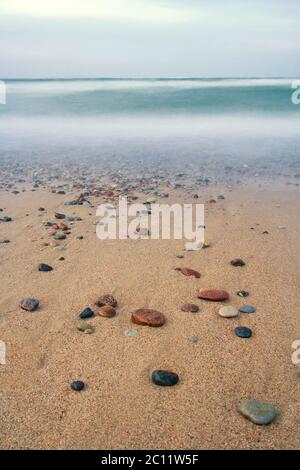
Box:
xmin=96 ymin=294 xmax=117 ymax=308
xmin=234 ymin=326 xmax=252 ymax=338
xmin=238 ymin=399 xmax=277 ymax=425
xmin=0 ymin=239 xmax=10 ymax=244
xmin=188 ymin=335 xmax=199 ymax=343
xmin=239 ymin=305 xmax=256 ymax=314
xmin=79 ymin=307 xmax=95 ymax=319
xmin=38 ymin=263 xmax=53 ymax=272
xmin=237 ymin=290 xmax=249 ymax=297
xmin=20 ymin=298 xmax=39 ymax=311
xmin=77 ymin=321 xmax=94 ymax=334
xmin=98 ymin=306 xmax=116 ymax=318
xmin=152 ymin=370 xmax=179 ymax=386
xmin=71 ymin=381 xmax=85 ymax=392
xmin=181 ymin=303 xmax=199 ymax=313
xmin=219 ymin=306 xmax=238 ymax=318
xmin=124 ymin=329 xmax=139 ymax=337
xmin=175 ymin=267 xmax=201 ymax=278
xmin=132 ymin=308 xmax=166 ymax=327
xmin=198 ymin=289 xmax=229 ymax=301
xmin=231 ymin=258 xmax=246 ymax=267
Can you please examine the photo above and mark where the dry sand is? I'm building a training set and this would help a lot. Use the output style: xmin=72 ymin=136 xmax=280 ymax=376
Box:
xmin=0 ymin=182 xmax=300 ymax=450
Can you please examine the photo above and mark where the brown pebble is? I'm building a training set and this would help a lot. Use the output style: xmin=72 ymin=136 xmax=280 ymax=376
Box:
xmin=132 ymin=308 xmax=166 ymax=327
xmin=181 ymin=303 xmax=199 ymax=313
xmin=96 ymin=294 xmax=117 ymax=308
xmin=198 ymin=289 xmax=229 ymax=301
xmin=175 ymin=267 xmax=201 ymax=278
xmin=98 ymin=306 xmax=116 ymax=318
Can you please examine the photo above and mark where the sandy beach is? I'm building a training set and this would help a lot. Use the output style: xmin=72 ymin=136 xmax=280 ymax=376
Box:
xmin=0 ymin=171 xmax=299 ymax=449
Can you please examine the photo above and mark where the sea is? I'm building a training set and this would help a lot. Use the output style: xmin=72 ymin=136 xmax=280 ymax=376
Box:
xmin=0 ymin=78 xmax=300 ymax=168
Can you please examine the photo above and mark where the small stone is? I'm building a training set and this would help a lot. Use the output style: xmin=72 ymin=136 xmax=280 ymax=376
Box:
xmin=77 ymin=236 xmax=84 ymax=240
xmin=176 ymin=254 xmax=184 ymax=259
xmin=96 ymin=294 xmax=117 ymax=308
xmin=234 ymin=326 xmax=252 ymax=338
xmin=124 ymin=329 xmax=138 ymax=337
xmin=198 ymin=289 xmax=229 ymax=301
xmin=175 ymin=267 xmax=201 ymax=278
xmin=55 ymin=212 xmax=66 ymax=219
xmin=1 ymin=216 xmax=12 ymax=222
xmin=219 ymin=306 xmax=238 ymax=318
xmin=181 ymin=304 xmax=199 ymax=313
xmin=132 ymin=308 xmax=166 ymax=327
xmin=237 ymin=290 xmax=249 ymax=297
xmin=188 ymin=335 xmax=199 ymax=343
xmin=98 ymin=306 xmax=116 ymax=318
xmin=20 ymin=298 xmax=39 ymax=311
xmin=152 ymin=370 xmax=179 ymax=386
xmin=58 ymin=256 xmax=65 ymax=261
xmin=71 ymin=381 xmax=85 ymax=391
xmin=54 ymin=232 xmax=66 ymax=240
xmin=79 ymin=308 xmax=94 ymax=319
xmin=38 ymin=263 xmax=53 ymax=272
xmin=77 ymin=321 xmax=94 ymax=334
xmin=0 ymin=239 xmax=10 ymax=244
xmin=238 ymin=399 xmax=277 ymax=425
xmin=239 ymin=305 xmax=256 ymax=314
xmin=231 ymin=258 xmax=246 ymax=267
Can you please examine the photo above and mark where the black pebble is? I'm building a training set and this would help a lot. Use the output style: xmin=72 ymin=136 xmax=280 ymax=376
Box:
xmin=71 ymin=381 xmax=85 ymax=391
xmin=152 ymin=370 xmax=179 ymax=386
xmin=237 ymin=290 xmax=249 ymax=297
xmin=79 ymin=307 xmax=94 ymax=319
xmin=234 ymin=326 xmax=252 ymax=338
xmin=38 ymin=263 xmax=53 ymax=272
xmin=231 ymin=258 xmax=246 ymax=267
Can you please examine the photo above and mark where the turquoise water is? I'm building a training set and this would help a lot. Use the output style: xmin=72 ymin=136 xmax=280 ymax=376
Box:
xmin=0 ymin=78 xmax=299 ymax=163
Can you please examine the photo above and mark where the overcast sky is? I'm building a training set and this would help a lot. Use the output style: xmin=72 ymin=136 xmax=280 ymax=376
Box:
xmin=0 ymin=0 xmax=299 ymax=78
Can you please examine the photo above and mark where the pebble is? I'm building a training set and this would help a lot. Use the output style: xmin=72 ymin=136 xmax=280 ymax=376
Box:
xmin=238 ymin=399 xmax=277 ymax=425
xmin=124 ymin=329 xmax=138 ymax=337
xmin=132 ymin=308 xmax=166 ymax=327
xmin=176 ymin=254 xmax=184 ymax=259
xmin=71 ymin=381 xmax=85 ymax=392
xmin=96 ymin=294 xmax=117 ymax=308
xmin=175 ymin=267 xmax=201 ymax=278
xmin=54 ymin=212 xmax=66 ymax=219
xmin=58 ymin=256 xmax=65 ymax=261
xmin=198 ymin=289 xmax=229 ymax=301
xmin=218 ymin=306 xmax=238 ymax=318
xmin=237 ymin=290 xmax=249 ymax=297
xmin=98 ymin=306 xmax=116 ymax=318
xmin=77 ymin=236 xmax=84 ymax=240
xmin=79 ymin=307 xmax=95 ymax=319
xmin=152 ymin=370 xmax=179 ymax=386
xmin=231 ymin=258 xmax=246 ymax=267
xmin=188 ymin=335 xmax=199 ymax=343
xmin=20 ymin=298 xmax=39 ymax=311
xmin=239 ymin=305 xmax=256 ymax=314
xmin=77 ymin=321 xmax=94 ymax=334
xmin=54 ymin=232 xmax=66 ymax=240
xmin=181 ymin=303 xmax=199 ymax=313
xmin=0 ymin=239 xmax=10 ymax=244
xmin=234 ymin=326 xmax=252 ymax=338
xmin=1 ymin=216 xmax=12 ymax=222
xmin=38 ymin=263 xmax=53 ymax=272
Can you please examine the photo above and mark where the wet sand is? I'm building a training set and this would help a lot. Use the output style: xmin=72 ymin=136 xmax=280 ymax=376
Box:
xmin=0 ymin=180 xmax=300 ymax=450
